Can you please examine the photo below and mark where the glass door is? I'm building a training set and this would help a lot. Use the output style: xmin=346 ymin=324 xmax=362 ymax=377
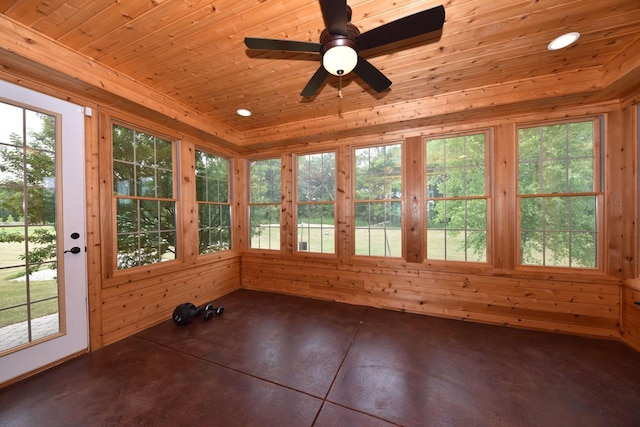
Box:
xmin=0 ymin=80 xmax=87 ymax=385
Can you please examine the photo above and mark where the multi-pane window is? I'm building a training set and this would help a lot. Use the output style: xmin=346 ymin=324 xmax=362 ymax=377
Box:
xmin=112 ymin=124 xmax=177 ymax=269
xmin=249 ymin=158 xmax=281 ymax=250
xmin=354 ymin=143 xmax=402 ymax=257
xmin=296 ymin=152 xmax=336 ymax=254
xmin=518 ymin=119 xmax=600 ymax=268
xmin=425 ymin=133 xmax=488 ymax=262
xmin=195 ymin=150 xmax=231 ymax=254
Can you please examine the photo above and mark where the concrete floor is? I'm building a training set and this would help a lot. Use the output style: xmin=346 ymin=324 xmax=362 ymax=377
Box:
xmin=1 ymin=289 xmax=639 ymax=426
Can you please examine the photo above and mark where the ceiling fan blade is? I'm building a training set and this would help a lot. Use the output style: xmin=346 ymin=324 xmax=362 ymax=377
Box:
xmin=356 ymin=5 xmax=445 ymax=52
xmin=319 ymin=0 xmax=348 ymax=35
xmin=244 ymin=37 xmax=322 ymax=53
xmin=301 ymin=66 xmax=330 ymax=97
xmin=353 ymin=56 xmax=392 ymax=93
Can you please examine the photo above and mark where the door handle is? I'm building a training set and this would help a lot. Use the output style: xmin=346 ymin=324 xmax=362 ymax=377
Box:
xmin=64 ymin=247 xmax=81 ymax=254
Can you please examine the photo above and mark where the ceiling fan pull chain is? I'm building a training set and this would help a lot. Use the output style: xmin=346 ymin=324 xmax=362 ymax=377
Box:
xmin=339 ymin=76 xmax=343 ymax=98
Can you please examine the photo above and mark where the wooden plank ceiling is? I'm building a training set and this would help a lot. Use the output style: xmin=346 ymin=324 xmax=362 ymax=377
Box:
xmin=1 ymin=0 xmax=639 ymax=150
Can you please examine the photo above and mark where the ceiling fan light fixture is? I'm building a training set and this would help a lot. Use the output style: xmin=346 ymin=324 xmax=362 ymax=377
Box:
xmin=323 ymin=45 xmax=358 ymax=76
xmin=547 ymin=32 xmax=580 ymax=50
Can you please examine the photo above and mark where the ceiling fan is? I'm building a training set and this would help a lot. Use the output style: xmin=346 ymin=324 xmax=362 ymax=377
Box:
xmin=244 ymin=0 xmax=445 ymax=97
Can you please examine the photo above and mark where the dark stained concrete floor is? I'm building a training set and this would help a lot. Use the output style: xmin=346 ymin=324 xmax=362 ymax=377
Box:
xmin=1 ymin=289 xmax=639 ymax=426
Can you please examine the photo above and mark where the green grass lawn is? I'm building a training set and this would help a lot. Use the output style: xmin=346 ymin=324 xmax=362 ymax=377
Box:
xmin=251 ymin=224 xmax=479 ymax=260
xmin=0 ymin=239 xmax=58 ymax=328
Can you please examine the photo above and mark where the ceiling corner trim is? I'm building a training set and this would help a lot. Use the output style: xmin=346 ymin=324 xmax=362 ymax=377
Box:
xmin=0 ymin=13 xmax=241 ymax=147
xmin=602 ymin=37 xmax=640 ymax=87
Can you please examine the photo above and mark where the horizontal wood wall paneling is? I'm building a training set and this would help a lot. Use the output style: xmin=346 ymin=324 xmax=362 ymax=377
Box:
xmin=101 ymin=262 xmax=239 ymax=313
xmin=238 ymin=69 xmax=604 ymax=147
xmin=622 ymin=286 xmax=640 ymax=351
xmin=101 ymin=260 xmax=240 ymax=345
xmin=241 ymin=255 xmax=621 ymax=338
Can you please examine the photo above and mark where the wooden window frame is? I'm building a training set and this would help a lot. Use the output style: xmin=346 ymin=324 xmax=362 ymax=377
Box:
xmin=248 ymin=157 xmax=282 ymax=251
xmin=424 ymin=130 xmax=492 ymax=264
xmin=352 ymin=141 xmax=404 ymax=259
xmin=293 ymin=150 xmax=337 ymax=256
xmin=99 ymin=111 xmax=186 ymax=286
xmin=516 ymin=117 xmax=604 ymax=271
xmin=195 ymin=148 xmax=232 ymax=255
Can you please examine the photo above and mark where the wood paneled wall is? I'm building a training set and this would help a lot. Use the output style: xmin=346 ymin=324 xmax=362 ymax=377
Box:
xmin=242 ymin=255 xmax=621 ymax=338
xmin=88 ymin=108 xmax=243 ymax=348
xmin=623 ymin=283 xmax=640 ymax=352
xmin=621 ymin=96 xmax=640 ymax=352
xmin=0 ymin=52 xmax=638 ymax=353
xmin=240 ymin=104 xmax=636 ymax=342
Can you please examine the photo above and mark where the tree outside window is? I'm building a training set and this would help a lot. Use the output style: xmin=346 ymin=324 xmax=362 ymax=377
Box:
xmin=195 ymin=150 xmax=231 ymax=254
xmin=249 ymin=158 xmax=281 ymax=250
xmin=518 ymin=119 xmax=600 ymax=268
xmin=112 ymin=124 xmax=177 ymax=269
xmin=0 ymin=105 xmax=59 ymax=328
xmin=425 ymin=132 xmax=488 ymax=262
xmin=296 ymin=151 xmax=336 ymax=254
xmin=354 ymin=144 xmax=402 ymax=257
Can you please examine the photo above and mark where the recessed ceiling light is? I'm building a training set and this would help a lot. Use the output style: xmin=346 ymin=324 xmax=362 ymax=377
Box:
xmin=236 ymin=108 xmax=252 ymax=117
xmin=547 ymin=32 xmax=580 ymax=51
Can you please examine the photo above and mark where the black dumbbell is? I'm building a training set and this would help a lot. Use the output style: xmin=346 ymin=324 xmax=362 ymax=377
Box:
xmin=173 ymin=302 xmax=224 ymax=325
xmin=199 ymin=303 xmax=224 ymax=321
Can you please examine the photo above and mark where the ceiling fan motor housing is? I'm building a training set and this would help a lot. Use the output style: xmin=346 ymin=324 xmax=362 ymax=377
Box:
xmin=320 ymin=24 xmax=360 ymax=76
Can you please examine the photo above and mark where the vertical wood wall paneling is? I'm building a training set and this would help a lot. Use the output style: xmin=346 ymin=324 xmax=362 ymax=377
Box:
xmin=282 ymin=153 xmax=294 ymax=254
xmin=605 ymin=108 xmax=635 ymax=278
xmin=97 ymin=111 xmax=115 ymax=281
xmin=404 ymin=136 xmax=424 ymax=263
xmin=620 ymin=105 xmax=636 ymax=278
xmin=493 ymin=123 xmax=517 ymax=270
xmin=621 ymin=97 xmax=639 ymax=352
xmin=233 ymin=158 xmax=248 ymax=252
xmin=336 ymin=145 xmax=351 ymax=259
xmin=84 ymin=107 xmax=103 ymax=350
xmin=180 ymin=141 xmax=198 ymax=264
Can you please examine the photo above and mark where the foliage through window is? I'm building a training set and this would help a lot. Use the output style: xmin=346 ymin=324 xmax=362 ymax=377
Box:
xmin=354 ymin=144 xmax=402 ymax=257
xmin=112 ymin=124 xmax=177 ymax=269
xmin=518 ymin=119 xmax=600 ymax=268
xmin=249 ymin=158 xmax=281 ymax=250
xmin=425 ymin=132 xmax=488 ymax=262
xmin=296 ymin=152 xmax=336 ymax=254
xmin=0 ymin=103 xmax=59 ymax=331
xmin=196 ymin=150 xmax=231 ymax=254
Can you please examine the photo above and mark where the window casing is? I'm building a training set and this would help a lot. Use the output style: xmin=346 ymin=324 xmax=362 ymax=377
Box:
xmin=517 ymin=118 xmax=602 ymax=268
xmin=195 ymin=150 xmax=231 ymax=254
xmin=353 ymin=143 xmax=402 ymax=257
xmin=249 ymin=158 xmax=281 ymax=250
xmin=295 ymin=151 xmax=336 ymax=254
xmin=112 ymin=123 xmax=177 ymax=270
